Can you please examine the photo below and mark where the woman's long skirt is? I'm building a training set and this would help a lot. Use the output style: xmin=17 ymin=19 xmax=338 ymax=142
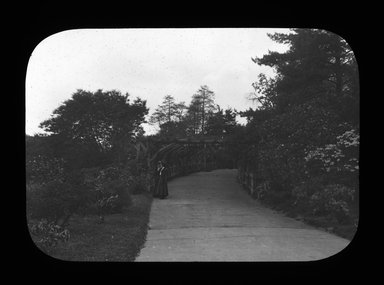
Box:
xmin=154 ymin=175 xmax=168 ymax=199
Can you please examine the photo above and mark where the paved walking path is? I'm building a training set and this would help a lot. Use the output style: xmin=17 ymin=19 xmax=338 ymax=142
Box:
xmin=136 ymin=169 xmax=350 ymax=261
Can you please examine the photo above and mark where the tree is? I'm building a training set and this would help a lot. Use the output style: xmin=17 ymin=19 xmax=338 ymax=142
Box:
xmin=205 ymin=105 xmax=224 ymax=136
xmin=39 ymin=89 xmax=148 ymax=168
xmin=185 ymin=98 xmax=202 ymax=135
xmin=148 ymin=107 xmax=166 ymax=126
xmin=149 ymin=87 xmax=217 ymax=137
xmin=205 ymin=106 xmax=237 ymax=137
xmin=187 ymin=85 xmax=216 ymax=135
xmin=238 ymin=29 xmax=359 ymax=230
xmin=223 ymin=108 xmax=238 ymax=134
xmin=251 ymin=29 xmax=359 ymax=122
xmin=157 ymin=121 xmax=189 ymax=138
xmin=203 ymin=107 xmax=240 ymax=168
xmin=149 ymin=95 xmax=181 ymax=125
xmin=174 ymin=101 xmax=188 ymax=122
xmin=149 ymin=95 xmax=188 ymax=137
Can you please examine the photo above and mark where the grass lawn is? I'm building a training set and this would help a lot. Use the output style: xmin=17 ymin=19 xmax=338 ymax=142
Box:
xmin=35 ymin=192 xmax=153 ymax=262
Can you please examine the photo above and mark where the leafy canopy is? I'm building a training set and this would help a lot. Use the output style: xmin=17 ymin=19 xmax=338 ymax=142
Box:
xmin=39 ymin=89 xmax=148 ymax=168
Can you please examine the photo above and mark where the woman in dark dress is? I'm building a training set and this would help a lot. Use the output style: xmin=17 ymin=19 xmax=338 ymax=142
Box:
xmin=153 ymin=161 xmax=169 ymax=199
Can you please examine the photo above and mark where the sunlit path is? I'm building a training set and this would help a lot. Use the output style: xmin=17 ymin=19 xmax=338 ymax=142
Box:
xmin=136 ymin=169 xmax=350 ymax=261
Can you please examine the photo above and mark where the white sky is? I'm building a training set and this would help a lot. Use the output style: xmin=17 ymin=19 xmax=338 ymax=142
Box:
xmin=26 ymin=28 xmax=291 ymax=136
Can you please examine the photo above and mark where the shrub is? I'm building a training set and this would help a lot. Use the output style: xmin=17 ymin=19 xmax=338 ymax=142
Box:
xmin=251 ymin=181 xmax=270 ymax=200
xmin=291 ymin=176 xmax=326 ymax=213
xmin=27 ymin=178 xmax=71 ymax=222
xmin=104 ymin=179 xmax=132 ymax=212
xmin=26 ymin=155 xmax=65 ymax=184
xmin=291 ymin=175 xmax=357 ymax=225
xmin=93 ymin=165 xmax=133 ymax=215
xmin=130 ymin=174 xmax=148 ymax=195
xmin=95 ymin=193 xmax=120 ymax=222
xmin=263 ymin=184 xmax=292 ymax=207
xmin=26 ymin=172 xmax=92 ymax=225
xmin=28 ymin=219 xmax=70 ymax=253
xmin=309 ymin=184 xmax=357 ymax=224
xmin=304 ymin=127 xmax=359 ymax=176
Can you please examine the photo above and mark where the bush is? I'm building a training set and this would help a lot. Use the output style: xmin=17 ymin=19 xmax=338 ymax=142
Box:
xmin=309 ymin=184 xmax=357 ymax=224
xmin=95 ymin=193 xmax=120 ymax=220
xmin=28 ymin=219 xmax=70 ymax=253
xmin=93 ymin=165 xmax=133 ymax=215
xmin=262 ymin=182 xmax=292 ymax=207
xmin=291 ymin=176 xmax=357 ymax=224
xmin=304 ymin=127 xmax=359 ymax=181
xmin=291 ymin=176 xmax=326 ymax=214
xmin=130 ymin=174 xmax=148 ymax=195
xmin=103 ymin=179 xmax=132 ymax=212
xmin=27 ymin=179 xmax=72 ymax=222
xmin=27 ymin=159 xmax=148 ymax=228
xmin=26 ymin=172 xmax=92 ymax=225
xmin=26 ymin=155 xmax=65 ymax=184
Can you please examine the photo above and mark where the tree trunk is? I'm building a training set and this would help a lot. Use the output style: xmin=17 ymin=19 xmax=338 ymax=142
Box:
xmin=202 ymin=97 xmax=205 ymax=134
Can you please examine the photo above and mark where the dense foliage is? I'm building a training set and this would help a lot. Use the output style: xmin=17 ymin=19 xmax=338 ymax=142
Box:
xmin=39 ymin=89 xmax=148 ymax=168
xmin=27 ymin=89 xmax=150 ymax=249
xmin=238 ymin=29 xmax=359 ymax=237
xmin=28 ymin=219 xmax=70 ymax=253
xmin=27 ymin=29 xmax=359 ymax=248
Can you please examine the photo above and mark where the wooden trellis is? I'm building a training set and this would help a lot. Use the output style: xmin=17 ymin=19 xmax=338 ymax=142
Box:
xmin=134 ymin=136 xmax=226 ymax=177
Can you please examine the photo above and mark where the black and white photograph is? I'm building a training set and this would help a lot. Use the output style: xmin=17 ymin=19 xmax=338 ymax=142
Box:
xmin=25 ymin=28 xmax=359 ymax=262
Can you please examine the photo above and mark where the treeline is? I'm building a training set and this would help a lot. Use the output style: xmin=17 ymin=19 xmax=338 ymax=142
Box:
xmin=147 ymin=86 xmax=245 ymax=169
xmin=237 ymin=29 xmax=359 ymax=239
xmin=148 ymin=85 xmax=239 ymax=139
